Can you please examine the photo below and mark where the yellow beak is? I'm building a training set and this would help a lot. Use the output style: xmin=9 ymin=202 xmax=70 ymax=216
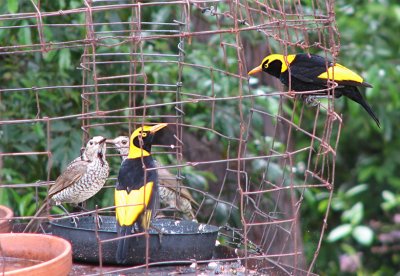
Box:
xmin=150 ymin=123 xmax=168 ymax=134
xmin=248 ymin=65 xmax=262 ymax=75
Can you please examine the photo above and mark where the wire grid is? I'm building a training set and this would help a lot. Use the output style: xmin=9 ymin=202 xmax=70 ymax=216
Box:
xmin=0 ymin=0 xmax=342 ymax=275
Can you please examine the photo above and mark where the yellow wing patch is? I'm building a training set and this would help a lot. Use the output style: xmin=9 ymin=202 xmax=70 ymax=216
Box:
xmin=318 ymin=63 xmax=364 ymax=83
xmin=115 ymin=181 xmax=154 ymax=227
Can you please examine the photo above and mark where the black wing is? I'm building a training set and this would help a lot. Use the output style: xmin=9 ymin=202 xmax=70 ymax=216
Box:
xmin=289 ymin=54 xmax=333 ymax=84
xmin=117 ymin=157 xmax=158 ymax=192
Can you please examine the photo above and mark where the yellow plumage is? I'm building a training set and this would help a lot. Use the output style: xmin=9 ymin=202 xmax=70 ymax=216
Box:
xmin=115 ymin=181 xmax=154 ymax=227
xmin=318 ymin=63 xmax=364 ymax=83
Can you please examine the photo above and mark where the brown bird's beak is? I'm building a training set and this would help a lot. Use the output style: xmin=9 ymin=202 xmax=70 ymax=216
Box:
xmin=105 ymin=138 xmax=116 ymax=145
xmin=150 ymin=123 xmax=168 ymax=134
xmin=99 ymin=137 xmax=107 ymax=144
xmin=248 ymin=65 xmax=262 ymax=75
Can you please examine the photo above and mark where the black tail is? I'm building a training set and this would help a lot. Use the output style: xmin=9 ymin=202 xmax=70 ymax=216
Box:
xmin=116 ymin=224 xmax=134 ymax=264
xmin=343 ymin=87 xmax=380 ymax=128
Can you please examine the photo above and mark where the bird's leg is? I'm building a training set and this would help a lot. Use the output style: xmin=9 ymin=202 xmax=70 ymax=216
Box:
xmin=74 ymin=203 xmax=89 ymax=212
xmin=133 ymin=222 xmax=141 ymax=232
xmin=59 ymin=205 xmax=80 ymax=227
xmin=93 ymin=205 xmax=104 ymax=228
xmin=38 ymin=223 xmax=47 ymax=234
xmin=303 ymin=95 xmax=320 ymax=106
xmin=92 ymin=213 xmax=103 ymax=229
xmin=149 ymin=224 xmax=164 ymax=244
xmin=73 ymin=203 xmax=104 ymax=226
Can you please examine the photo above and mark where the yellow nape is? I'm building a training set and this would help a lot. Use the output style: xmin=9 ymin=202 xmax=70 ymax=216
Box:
xmin=262 ymin=54 xmax=296 ymax=73
xmin=127 ymin=146 xmax=150 ymax=159
xmin=126 ymin=124 xmax=167 ymax=159
xmin=318 ymin=63 xmax=364 ymax=83
xmin=127 ymin=126 xmax=154 ymax=159
xmin=115 ymin=181 xmax=154 ymax=226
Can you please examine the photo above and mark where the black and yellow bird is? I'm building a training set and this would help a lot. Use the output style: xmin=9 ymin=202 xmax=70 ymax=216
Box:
xmin=114 ymin=123 xmax=167 ymax=264
xmin=107 ymin=135 xmax=198 ymax=221
xmin=248 ymin=53 xmax=380 ymax=127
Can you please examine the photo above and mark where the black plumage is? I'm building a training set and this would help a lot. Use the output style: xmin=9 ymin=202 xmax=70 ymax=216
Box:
xmin=115 ymin=156 xmax=158 ymax=264
xmin=249 ymin=53 xmax=380 ymax=127
xmin=114 ymin=123 xmax=166 ymax=264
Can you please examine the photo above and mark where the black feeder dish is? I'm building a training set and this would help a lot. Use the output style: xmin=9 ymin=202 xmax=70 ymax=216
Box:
xmin=50 ymin=216 xmax=219 ymax=265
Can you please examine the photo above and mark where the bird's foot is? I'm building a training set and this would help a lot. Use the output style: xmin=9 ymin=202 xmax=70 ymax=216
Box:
xmin=287 ymin=90 xmax=296 ymax=98
xmin=92 ymin=214 xmax=103 ymax=229
xmin=150 ymin=225 xmax=164 ymax=244
xmin=69 ymin=215 xmax=80 ymax=228
xmin=304 ymin=96 xmax=320 ymax=106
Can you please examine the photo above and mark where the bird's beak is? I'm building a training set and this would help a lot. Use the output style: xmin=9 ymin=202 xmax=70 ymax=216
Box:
xmin=105 ymin=138 xmax=116 ymax=144
xmin=99 ymin=137 xmax=107 ymax=144
xmin=150 ymin=123 xmax=168 ymax=134
xmin=248 ymin=65 xmax=262 ymax=75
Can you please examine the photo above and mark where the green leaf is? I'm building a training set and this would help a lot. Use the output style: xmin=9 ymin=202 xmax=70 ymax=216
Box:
xmin=43 ymin=50 xmax=57 ymax=62
xmin=327 ymin=224 xmax=352 ymax=242
xmin=7 ymin=0 xmax=18 ymax=13
xmin=58 ymin=48 xmax=71 ymax=71
xmin=318 ymin=199 xmax=329 ymax=213
xmin=18 ymin=21 xmax=32 ymax=45
xmin=382 ymin=190 xmax=396 ymax=203
xmin=381 ymin=190 xmax=398 ymax=211
xmin=352 ymin=225 xmax=374 ymax=246
xmin=345 ymin=184 xmax=368 ymax=197
xmin=331 ymin=197 xmax=345 ymax=211
xmin=340 ymin=243 xmax=357 ymax=255
xmin=342 ymin=202 xmax=363 ymax=225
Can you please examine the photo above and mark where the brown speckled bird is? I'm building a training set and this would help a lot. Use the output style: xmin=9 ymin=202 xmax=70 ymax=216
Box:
xmin=107 ymin=136 xmax=198 ymax=220
xmin=24 ymin=136 xmax=109 ymax=232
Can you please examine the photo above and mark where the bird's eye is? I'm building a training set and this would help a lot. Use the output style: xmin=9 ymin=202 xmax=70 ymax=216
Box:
xmin=141 ymin=132 xmax=147 ymax=138
xmin=122 ymin=140 xmax=127 ymax=145
xmin=263 ymin=60 xmax=269 ymax=68
xmin=89 ymin=141 xmax=94 ymax=145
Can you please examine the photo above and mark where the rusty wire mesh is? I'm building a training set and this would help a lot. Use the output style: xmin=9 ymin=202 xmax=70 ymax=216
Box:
xmin=0 ymin=0 xmax=342 ymax=275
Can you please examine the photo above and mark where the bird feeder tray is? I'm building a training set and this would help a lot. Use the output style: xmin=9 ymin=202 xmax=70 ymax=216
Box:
xmin=50 ymin=216 xmax=218 ymax=265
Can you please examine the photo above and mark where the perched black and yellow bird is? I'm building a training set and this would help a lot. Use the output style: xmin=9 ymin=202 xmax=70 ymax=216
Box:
xmin=107 ymin=135 xmax=198 ymax=221
xmin=114 ymin=123 xmax=167 ymax=264
xmin=248 ymin=53 xmax=380 ymax=127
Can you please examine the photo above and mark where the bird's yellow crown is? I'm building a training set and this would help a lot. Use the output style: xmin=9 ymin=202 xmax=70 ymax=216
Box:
xmin=260 ymin=54 xmax=296 ymax=73
xmin=127 ymin=123 xmax=167 ymax=159
xmin=248 ymin=54 xmax=296 ymax=75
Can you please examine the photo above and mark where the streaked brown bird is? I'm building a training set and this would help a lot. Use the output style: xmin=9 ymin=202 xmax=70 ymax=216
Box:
xmin=24 ymin=136 xmax=109 ymax=232
xmin=107 ymin=136 xmax=198 ymax=220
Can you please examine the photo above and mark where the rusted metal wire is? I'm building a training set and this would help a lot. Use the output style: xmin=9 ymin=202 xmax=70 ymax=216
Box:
xmin=0 ymin=0 xmax=341 ymax=275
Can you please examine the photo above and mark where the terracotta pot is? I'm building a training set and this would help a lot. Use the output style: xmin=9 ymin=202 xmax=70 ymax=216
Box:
xmin=0 ymin=205 xmax=13 ymax=233
xmin=0 ymin=233 xmax=72 ymax=276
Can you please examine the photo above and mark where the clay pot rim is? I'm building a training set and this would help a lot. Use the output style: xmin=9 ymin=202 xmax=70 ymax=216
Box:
xmin=0 ymin=205 xmax=13 ymax=220
xmin=0 ymin=233 xmax=71 ymax=275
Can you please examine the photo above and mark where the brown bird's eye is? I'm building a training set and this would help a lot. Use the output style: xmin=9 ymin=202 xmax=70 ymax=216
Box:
xmin=122 ymin=140 xmax=127 ymax=145
xmin=89 ymin=141 xmax=94 ymax=145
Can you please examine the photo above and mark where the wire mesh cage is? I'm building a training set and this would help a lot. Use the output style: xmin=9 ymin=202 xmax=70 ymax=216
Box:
xmin=0 ymin=0 xmax=342 ymax=275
